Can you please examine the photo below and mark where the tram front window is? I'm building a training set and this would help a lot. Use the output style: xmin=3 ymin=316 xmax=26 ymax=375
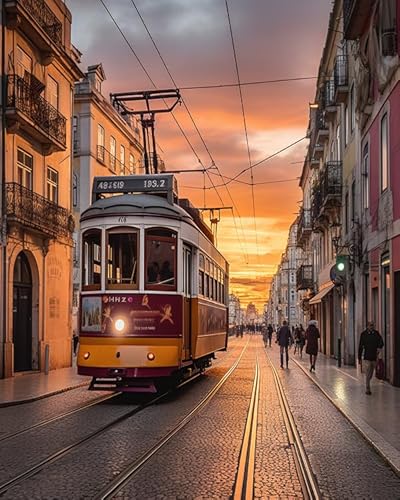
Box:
xmin=145 ymin=228 xmax=176 ymax=290
xmin=107 ymin=230 xmax=138 ymax=289
xmin=82 ymin=229 xmax=101 ymax=290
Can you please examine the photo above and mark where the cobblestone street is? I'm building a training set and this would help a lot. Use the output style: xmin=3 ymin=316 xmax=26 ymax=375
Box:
xmin=1 ymin=336 xmax=399 ymax=499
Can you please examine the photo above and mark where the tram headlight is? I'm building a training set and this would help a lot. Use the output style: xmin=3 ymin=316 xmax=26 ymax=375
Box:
xmin=115 ymin=319 xmax=125 ymax=332
xmin=83 ymin=352 xmax=90 ymax=360
xmin=147 ymin=352 xmax=155 ymax=361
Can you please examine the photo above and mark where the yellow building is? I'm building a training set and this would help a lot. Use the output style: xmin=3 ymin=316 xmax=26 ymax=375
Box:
xmin=72 ymin=64 xmax=143 ymax=330
xmin=0 ymin=0 xmax=82 ymax=377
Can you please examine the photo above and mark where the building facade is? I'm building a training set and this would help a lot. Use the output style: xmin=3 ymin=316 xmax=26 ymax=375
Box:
xmin=72 ymin=64 xmax=143 ymax=331
xmin=0 ymin=0 xmax=82 ymax=378
xmin=268 ymin=0 xmax=400 ymax=386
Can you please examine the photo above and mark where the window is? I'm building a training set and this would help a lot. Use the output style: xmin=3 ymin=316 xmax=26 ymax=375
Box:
xmin=73 ymin=173 xmax=78 ymax=207
xmin=120 ymin=145 xmax=125 ymax=175
xmin=351 ymin=181 xmax=356 ymax=225
xmin=97 ymin=124 xmax=105 ymax=163
xmin=46 ymin=167 xmax=58 ymax=203
xmin=16 ymin=46 xmax=32 ymax=77
xmin=47 ymin=75 xmax=59 ymax=110
xmin=336 ymin=125 xmax=341 ymax=161
xmin=82 ymin=229 xmax=101 ymax=290
xmin=344 ymin=105 xmax=348 ymax=146
xmin=362 ymin=143 xmax=369 ymax=209
xmin=350 ymin=84 xmax=355 ymax=133
xmin=73 ymin=116 xmax=78 ymax=152
xmin=110 ymin=136 xmax=116 ymax=171
xmin=145 ymin=228 xmax=177 ymax=290
xmin=381 ymin=113 xmax=388 ymax=191
xmin=107 ymin=229 xmax=138 ymax=289
xmin=17 ymin=148 xmax=33 ymax=189
xmin=129 ymin=153 xmax=135 ymax=174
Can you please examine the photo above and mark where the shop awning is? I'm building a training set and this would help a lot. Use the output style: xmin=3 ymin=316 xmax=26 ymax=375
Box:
xmin=309 ymin=283 xmax=335 ymax=305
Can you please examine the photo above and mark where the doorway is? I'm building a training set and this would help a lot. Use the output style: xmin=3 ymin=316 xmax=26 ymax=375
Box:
xmin=13 ymin=252 xmax=33 ymax=372
xmin=182 ymin=245 xmax=192 ymax=361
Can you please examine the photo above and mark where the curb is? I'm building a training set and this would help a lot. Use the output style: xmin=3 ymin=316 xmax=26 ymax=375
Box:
xmin=292 ymin=358 xmax=400 ymax=479
xmin=0 ymin=381 xmax=89 ymax=408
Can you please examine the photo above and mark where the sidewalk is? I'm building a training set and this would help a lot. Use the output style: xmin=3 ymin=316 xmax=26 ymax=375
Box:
xmin=290 ymin=349 xmax=400 ymax=476
xmin=0 ymin=361 xmax=90 ymax=407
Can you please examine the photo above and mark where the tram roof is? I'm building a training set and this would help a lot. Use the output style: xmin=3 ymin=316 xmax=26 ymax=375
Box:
xmin=81 ymin=193 xmax=193 ymax=222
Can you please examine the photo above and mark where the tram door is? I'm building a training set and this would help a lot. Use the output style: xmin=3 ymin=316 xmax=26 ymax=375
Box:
xmin=182 ymin=245 xmax=192 ymax=360
xmin=13 ymin=253 xmax=33 ymax=372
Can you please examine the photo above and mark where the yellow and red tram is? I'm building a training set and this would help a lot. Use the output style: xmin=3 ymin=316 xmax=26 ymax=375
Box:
xmin=77 ymin=174 xmax=229 ymax=392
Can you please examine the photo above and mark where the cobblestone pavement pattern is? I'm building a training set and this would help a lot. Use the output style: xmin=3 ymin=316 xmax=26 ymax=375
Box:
xmin=0 ymin=344 xmax=243 ymax=499
xmin=0 ymin=387 xmax=107 ymax=438
xmin=267 ymin=343 xmax=400 ymax=499
xmin=111 ymin=339 xmax=302 ymax=499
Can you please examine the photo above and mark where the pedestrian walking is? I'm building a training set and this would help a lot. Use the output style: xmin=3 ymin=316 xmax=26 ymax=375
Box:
xmin=358 ymin=321 xmax=384 ymax=395
xmin=305 ymin=320 xmax=320 ymax=372
xmin=294 ymin=324 xmax=305 ymax=357
xmin=267 ymin=323 xmax=273 ymax=347
xmin=276 ymin=320 xmax=293 ymax=368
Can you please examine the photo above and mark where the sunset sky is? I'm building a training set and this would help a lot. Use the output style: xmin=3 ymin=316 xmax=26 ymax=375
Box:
xmin=66 ymin=0 xmax=332 ymax=311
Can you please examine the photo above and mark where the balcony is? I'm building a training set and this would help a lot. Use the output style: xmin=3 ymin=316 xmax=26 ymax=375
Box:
xmin=334 ymin=56 xmax=349 ymax=103
xmin=316 ymin=109 xmax=329 ymax=144
xmin=5 ymin=183 xmax=74 ymax=242
xmin=320 ymin=161 xmax=342 ymax=204
xmin=343 ymin=0 xmax=374 ymax=40
xmin=297 ymin=208 xmax=312 ymax=248
xmin=296 ymin=265 xmax=313 ymax=291
xmin=6 ymin=74 xmax=66 ymax=153
xmin=4 ymin=0 xmax=63 ymax=65
xmin=324 ymin=79 xmax=337 ymax=119
xmin=311 ymin=185 xmax=323 ymax=230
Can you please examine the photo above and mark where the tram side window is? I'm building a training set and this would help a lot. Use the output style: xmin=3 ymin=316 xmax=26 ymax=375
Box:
xmin=199 ymin=270 xmax=204 ymax=295
xmin=107 ymin=230 xmax=138 ymax=289
xmin=82 ymin=229 xmax=101 ymax=290
xmin=145 ymin=228 xmax=177 ymax=290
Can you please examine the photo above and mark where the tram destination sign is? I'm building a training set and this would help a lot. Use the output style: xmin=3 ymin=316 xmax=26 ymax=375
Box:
xmin=92 ymin=174 xmax=178 ymax=203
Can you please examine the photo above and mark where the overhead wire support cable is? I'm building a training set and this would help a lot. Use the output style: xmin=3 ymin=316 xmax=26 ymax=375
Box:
xmin=129 ymin=0 xmax=250 ymax=264
xmin=224 ymin=0 xmax=259 ymax=261
xmin=180 ymin=76 xmax=317 ymax=90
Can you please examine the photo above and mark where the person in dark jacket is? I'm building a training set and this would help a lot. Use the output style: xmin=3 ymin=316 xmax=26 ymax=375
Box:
xmin=267 ymin=324 xmax=273 ymax=347
xmin=305 ymin=320 xmax=320 ymax=372
xmin=277 ymin=320 xmax=293 ymax=368
xmin=358 ymin=321 xmax=384 ymax=395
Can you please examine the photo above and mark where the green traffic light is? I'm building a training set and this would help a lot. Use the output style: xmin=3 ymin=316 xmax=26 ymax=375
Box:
xmin=337 ymin=262 xmax=345 ymax=272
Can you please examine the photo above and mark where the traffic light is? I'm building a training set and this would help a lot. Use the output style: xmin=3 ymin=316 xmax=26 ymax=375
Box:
xmin=335 ymin=255 xmax=348 ymax=278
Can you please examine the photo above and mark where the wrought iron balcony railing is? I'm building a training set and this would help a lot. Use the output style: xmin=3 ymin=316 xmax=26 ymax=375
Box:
xmin=324 ymin=79 xmax=336 ymax=108
xmin=5 ymin=182 xmax=74 ymax=240
xmin=320 ymin=161 xmax=342 ymax=200
xmin=334 ymin=55 xmax=348 ymax=88
xmin=9 ymin=0 xmax=63 ymax=46
xmin=7 ymin=74 xmax=66 ymax=148
xmin=297 ymin=208 xmax=312 ymax=247
xmin=296 ymin=265 xmax=313 ymax=291
xmin=96 ymin=145 xmax=133 ymax=174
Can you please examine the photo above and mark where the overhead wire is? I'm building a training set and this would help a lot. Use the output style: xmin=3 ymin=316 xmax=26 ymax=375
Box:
xmin=128 ymin=0 xmax=250 ymax=263
xmin=180 ymin=76 xmax=317 ymax=90
xmin=224 ymin=0 xmax=259 ymax=260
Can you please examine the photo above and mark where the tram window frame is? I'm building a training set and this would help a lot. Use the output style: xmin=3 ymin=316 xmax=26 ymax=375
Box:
xmin=82 ymin=229 xmax=102 ymax=291
xmin=198 ymin=253 xmax=205 ymax=296
xmin=106 ymin=227 xmax=139 ymax=290
xmin=145 ymin=227 xmax=177 ymax=291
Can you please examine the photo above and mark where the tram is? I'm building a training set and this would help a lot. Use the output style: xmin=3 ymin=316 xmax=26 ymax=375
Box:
xmin=77 ymin=174 xmax=229 ymax=392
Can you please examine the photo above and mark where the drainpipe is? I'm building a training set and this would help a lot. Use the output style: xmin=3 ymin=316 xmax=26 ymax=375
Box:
xmin=1 ymin=2 xmax=7 ymax=379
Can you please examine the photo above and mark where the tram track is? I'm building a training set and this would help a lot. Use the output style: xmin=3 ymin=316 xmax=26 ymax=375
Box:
xmin=0 ymin=373 xmax=205 ymax=497
xmin=0 ymin=343 xmax=245 ymax=498
xmin=95 ymin=340 xmax=249 ymax=500
xmin=265 ymin=349 xmax=321 ymax=500
xmin=0 ymin=392 xmax=119 ymax=443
